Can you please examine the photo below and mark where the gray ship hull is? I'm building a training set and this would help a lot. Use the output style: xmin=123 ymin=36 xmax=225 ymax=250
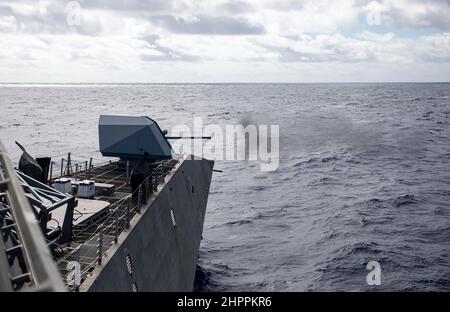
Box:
xmin=80 ymin=157 xmax=214 ymax=292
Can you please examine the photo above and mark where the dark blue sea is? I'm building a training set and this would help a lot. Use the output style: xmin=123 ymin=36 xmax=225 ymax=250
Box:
xmin=1 ymin=83 xmax=449 ymax=291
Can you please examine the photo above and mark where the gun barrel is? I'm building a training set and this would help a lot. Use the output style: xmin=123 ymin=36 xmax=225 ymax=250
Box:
xmin=166 ymin=136 xmax=212 ymax=140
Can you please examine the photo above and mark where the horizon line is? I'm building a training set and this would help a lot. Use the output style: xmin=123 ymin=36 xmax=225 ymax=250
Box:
xmin=1 ymin=81 xmax=450 ymax=85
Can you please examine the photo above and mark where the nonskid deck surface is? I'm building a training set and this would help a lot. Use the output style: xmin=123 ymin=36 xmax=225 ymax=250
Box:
xmin=51 ymin=158 xmax=179 ymax=289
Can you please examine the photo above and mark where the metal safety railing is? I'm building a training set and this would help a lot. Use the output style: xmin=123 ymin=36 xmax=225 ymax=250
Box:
xmin=48 ymin=153 xmax=113 ymax=182
xmin=57 ymin=158 xmax=179 ymax=291
xmin=0 ymin=141 xmax=66 ymax=292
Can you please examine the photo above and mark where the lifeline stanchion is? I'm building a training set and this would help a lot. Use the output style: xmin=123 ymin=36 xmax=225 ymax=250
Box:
xmin=96 ymin=225 xmax=104 ymax=265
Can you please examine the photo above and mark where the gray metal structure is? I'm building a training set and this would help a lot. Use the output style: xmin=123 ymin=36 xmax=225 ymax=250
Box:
xmin=16 ymin=171 xmax=76 ymax=245
xmin=99 ymin=115 xmax=172 ymax=160
xmin=0 ymin=141 xmax=65 ymax=292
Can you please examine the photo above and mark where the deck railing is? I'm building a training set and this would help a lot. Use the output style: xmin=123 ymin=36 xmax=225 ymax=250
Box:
xmin=55 ymin=158 xmax=179 ymax=291
xmin=48 ymin=153 xmax=113 ymax=182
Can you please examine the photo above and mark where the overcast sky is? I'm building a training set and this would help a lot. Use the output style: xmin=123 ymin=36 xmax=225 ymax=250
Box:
xmin=0 ymin=0 xmax=449 ymax=83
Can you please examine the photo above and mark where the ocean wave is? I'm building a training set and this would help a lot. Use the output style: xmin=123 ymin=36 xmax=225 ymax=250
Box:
xmin=220 ymin=219 xmax=253 ymax=227
xmin=194 ymin=263 xmax=231 ymax=292
xmin=364 ymin=198 xmax=384 ymax=205
xmin=293 ymin=157 xmax=318 ymax=167
xmin=393 ymin=194 xmax=419 ymax=207
xmin=307 ymin=176 xmax=338 ymax=186
xmin=248 ymin=185 xmax=267 ymax=192
xmin=411 ymin=97 xmax=436 ymax=102
xmin=321 ymin=155 xmax=339 ymax=163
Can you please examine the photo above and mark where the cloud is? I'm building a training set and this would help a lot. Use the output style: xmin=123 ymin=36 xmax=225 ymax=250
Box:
xmin=82 ymin=0 xmax=174 ymax=12
xmin=258 ymin=34 xmax=377 ymax=63
xmin=218 ymin=1 xmax=255 ymax=14
xmin=0 ymin=0 xmax=449 ymax=82
xmin=0 ymin=15 xmax=18 ymax=32
xmin=414 ymin=32 xmax=450 ymax=62
xmin=0 ymin=1 xmax=104 ymax=35
xmin=139 ymin=34 xmax=200 ymax=61
xmin=364 ymin=0 xmax=450 ymax=31
xmin=148 ymin=14 xmax=265 ymax=35
xmin=267 ymin=0 xmax=305 ymax=11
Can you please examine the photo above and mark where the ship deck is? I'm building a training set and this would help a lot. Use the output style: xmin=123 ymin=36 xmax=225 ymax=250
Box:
xmin=50 ymin=157 xmax=179 ymax=290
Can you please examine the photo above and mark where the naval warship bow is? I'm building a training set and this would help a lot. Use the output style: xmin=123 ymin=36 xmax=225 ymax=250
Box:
xmin=0 ymin=115 xmax=214 ymax=292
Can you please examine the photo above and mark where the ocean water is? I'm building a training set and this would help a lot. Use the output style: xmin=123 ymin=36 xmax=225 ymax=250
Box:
xmin=1 ymin=83 xmax=450 ymax=291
